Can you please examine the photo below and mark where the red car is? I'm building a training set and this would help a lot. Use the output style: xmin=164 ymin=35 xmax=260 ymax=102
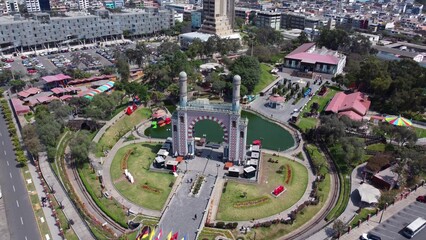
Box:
xmin=417 ymin=195 xmax=426 ymax=203
xmin=27 ymin=69 xmax=37 ymax=74
xmin=4 ymin=59 xmax=14 ymax=63
xmin=21 ymin=55 xmax=27 ymax=59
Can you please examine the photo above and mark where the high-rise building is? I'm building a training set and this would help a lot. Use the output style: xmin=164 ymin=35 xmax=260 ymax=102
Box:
xmin=199 ymin=0 xmax=234 ymax=37
xmin=5 ymin=0 xmax=19 ymax=13
xmin=26 ymin=0 xmax=41 ymax=12
xmin=79 ymin=0 xmax=89 ymax=10
xmin=39 ymin=0 xmax=51 ymax=11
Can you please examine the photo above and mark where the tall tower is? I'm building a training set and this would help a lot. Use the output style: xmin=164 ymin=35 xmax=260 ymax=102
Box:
xmin=199 ymin=0 xmax=234 ymax=37
xmin=232 ymin=75 xmax=241 ymax=112
xmin=179 ymin=71 xmax=188 ymax=107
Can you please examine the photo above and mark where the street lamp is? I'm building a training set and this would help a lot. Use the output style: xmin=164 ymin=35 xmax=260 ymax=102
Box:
xmin=216 ymin=164 xmax=220 ymax=176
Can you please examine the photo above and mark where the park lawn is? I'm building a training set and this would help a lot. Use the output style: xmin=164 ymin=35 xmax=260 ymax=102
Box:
xmin=297 ymin=117 xmax=318 ymax=133
xmin=414 ymin=127 xmax=426 ymax=138
xmin=350 ymin=208 xmax=376 ymax=228
xmin=366 ymin=143 xmax=386 ymax=152
xmin=239 ymin=174 xmax=331 ymax=240
xmin=96 ymin=108 xmax=151 ymax=157
xmin=111 ymin=143 xmax=175 ymax=211
xmin=199 ymin=228 xmax=234 ymax=240
xmin=305 ymin=144 xmax=328 ymax=175
xmin=296 ymin=87 xmax=340 ymax=132
xmin=253 ymin=63 xmax=276 ymax=94
xmin=216 ymin=154 xmax=308 ymax=221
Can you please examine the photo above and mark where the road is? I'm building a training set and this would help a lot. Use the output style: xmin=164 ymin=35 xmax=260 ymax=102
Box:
xmin=0 ymin=108 xmax=41 ymax=240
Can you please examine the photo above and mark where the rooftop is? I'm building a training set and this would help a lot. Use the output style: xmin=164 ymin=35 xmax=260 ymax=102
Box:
xmin=325 ymin=92 xmax=371 ymax=120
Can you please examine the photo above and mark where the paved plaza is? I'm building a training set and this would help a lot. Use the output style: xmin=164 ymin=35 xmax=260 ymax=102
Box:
xmin=158 ymin=156 xmax=225 ymax=240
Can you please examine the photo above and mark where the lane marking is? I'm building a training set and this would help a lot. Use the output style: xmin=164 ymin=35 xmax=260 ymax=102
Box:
xmin=12 ymin=185 xmax=15 ymax=192
xmin=3 ymin=150 xmax=6 ymax=155
xmin=20 ymin=217 xmax=24 ymax=225
xmin=16 ymin=200 xmax=19 ymax=208
xmin=25 ymin=237 xmax=28 ymax=240
xmin=6 ymin=161 xmax=9 ymax=166
xmin=0 ymin=132 xmax=2 ymax=136
xmin=1 ymin=141 xmax=4 ymax=145
xmin=9 ymin=172 xmax=12 ymax=178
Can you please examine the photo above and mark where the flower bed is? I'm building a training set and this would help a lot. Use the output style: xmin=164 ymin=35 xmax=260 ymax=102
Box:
xmin=233 ymin=197 xmax=270 ymax=208
xmin=285 ymin=164 xmax=292 ymax=184
xmin=121 ymin=149 xmax=133 ymax=170
xmin=191 ymin=175 xmax=205 ymax=195
xmin=141 ymin=185 xmax=162 ymax=194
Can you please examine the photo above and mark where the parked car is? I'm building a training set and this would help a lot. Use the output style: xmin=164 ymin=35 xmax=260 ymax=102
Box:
xmin=21 ymin=55 xmax=28 ymax=59
xmin=360 ymin=233 xmax=381 ymax=240
xmin=417 ymin=195 xmax=426 ymax=203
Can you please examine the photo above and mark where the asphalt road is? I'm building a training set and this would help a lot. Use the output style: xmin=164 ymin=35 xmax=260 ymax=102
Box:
xmin=0 ymin=107 xmax=41 ymax=240
xmin=370 ymin=201 xmax=426 ymax=240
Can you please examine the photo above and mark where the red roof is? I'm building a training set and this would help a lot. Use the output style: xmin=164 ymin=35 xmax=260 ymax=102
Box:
xmin=51 ymin=87 xmax=81 ymax=95
xmin=11 ymin=98 xmax=30 ymax=115
xmin=288 ymin=42 xmax=316 ymax=55
xmin=42 ymin=74 xmax=72 ymax=83
xmin=68 ymin=75 xmax=115 ymax=85
xmin=325 ymin=92 xmax=371 ymax=121
xmin=59 ymin=95 xmax=73 ymax=101
xmin=286 ymin=52 xmax=340 ymax=65
xmin=36 ymin=96 xmax=58 ymax=104
xmin=17 ymin=87 xmax=41 ymax=98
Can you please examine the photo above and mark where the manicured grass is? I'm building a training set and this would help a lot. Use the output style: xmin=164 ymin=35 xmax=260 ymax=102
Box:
xmin=96 ymin=108 xmax=151 ymax=157
xmin=111 ymin=143 xmax=175 ymax=211
xmin=238 ymin=174 xmax=331 ymax=240
xmin=78 ymin=163 xmax=129 ymax=227
xmin=296 ymin=87 xmax=340 ymax=132
xmin=253 ymin=63 xmax=276 ymax=94
xmin=305 ymin=144 xmax=328 ymax=175
xmin=217 ymin=154 xmax=308 ymax=221
xmin=414 ymin=127 xmax=426 ymax=138
xmin=199 ymin=227 xmax=234 ymax=240
xmin=366 ymin=143 xmax=386 ymax=152
xmin=297 ymin=117 xmax=318 ymax=133
xmin=350 ymin=208 xmax=376 ymax=228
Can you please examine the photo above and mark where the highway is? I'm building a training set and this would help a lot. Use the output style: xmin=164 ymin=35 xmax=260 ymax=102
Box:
xmin=0 ymin=107 xmax=41 ymax=240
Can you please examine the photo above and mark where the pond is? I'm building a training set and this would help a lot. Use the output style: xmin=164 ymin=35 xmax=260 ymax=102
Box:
xmin=144 ymin=111 xmax=295 ymax=151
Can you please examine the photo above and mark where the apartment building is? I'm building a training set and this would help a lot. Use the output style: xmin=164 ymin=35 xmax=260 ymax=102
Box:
xmin=5 ymin=0 xmax=19 ymax=13
xmin=199 ymin=0 xmax=234 ymax=37
xmin=0 ymin=9 xmax=174 ymax=51
xmin=78 ymin=0 xmax=89 ymax=10
xmin=281 ymin=12 xmax=321 ymax=30
xmin=255 ymin=11 xmax=281 ymax=30
xmin=26 ymin=0 xmax=41 ymax=12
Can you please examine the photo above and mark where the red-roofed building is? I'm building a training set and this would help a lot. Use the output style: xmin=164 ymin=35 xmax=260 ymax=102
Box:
xmin=11 ymin=98 xmax=30 ymax=115
xmin=17 ymin=87 xmax=42 ymax=99
xmin=325 ymin=92 xmax=371 ymax=121
xmin=284 ymin=43 xmax=346 ymax=76
xmin=41 ymin=74 xmax=72 ymax=89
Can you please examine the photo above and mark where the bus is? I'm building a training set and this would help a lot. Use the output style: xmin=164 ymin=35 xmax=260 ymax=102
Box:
xmin=403 ymin=217 xmax=426 ymax=238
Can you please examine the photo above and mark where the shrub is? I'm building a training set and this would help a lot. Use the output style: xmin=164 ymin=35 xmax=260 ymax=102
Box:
xmin=232 ymin=222 xmax=238 ymax=229
xmin=225 ymin=223 xmax=234 ymax=229
xmin=261 ymin=221 xmax=272 ymax=228
xmin=215 ymin=222 xmax=225 ymax=229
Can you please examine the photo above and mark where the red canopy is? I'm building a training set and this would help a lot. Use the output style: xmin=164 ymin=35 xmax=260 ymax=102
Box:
xmin=253 ymin=140 xmax=261 ymax=145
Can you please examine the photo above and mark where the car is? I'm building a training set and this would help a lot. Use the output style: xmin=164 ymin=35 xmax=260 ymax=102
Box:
xmin=360 ymin=233 xmax=381 ymax=240
xmin=27 ymin=69 xmax=37 ymax=74
xmin=417 ymin=195 xmax=426 ymax=203
xmin=21 ymin=55 xmax=27 ymax=59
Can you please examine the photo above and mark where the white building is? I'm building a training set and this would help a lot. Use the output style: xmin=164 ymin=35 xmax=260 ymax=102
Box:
xmin=79 ymin=0 xmax=89 ymax=10
xmin=26 ymin=0 xmax=41 ymax=12
xmin=5 ymin=0 xmax=19 ymax=13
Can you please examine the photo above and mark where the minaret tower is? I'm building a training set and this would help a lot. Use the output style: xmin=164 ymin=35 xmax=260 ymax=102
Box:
xmin=232 ymin=75 xmax=241 ymax=112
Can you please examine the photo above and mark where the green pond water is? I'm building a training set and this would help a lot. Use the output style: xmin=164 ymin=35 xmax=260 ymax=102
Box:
xmin=144 ymin=111 xmax=295 ymax=151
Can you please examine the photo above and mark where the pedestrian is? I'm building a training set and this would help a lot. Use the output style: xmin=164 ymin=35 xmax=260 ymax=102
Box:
xmin=190 ymin=178 xmax=193 ymax=183
xmin=194 ymin=214 xmax=197 ymax=220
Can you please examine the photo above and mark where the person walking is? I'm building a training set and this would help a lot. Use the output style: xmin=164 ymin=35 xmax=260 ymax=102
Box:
xmin=194 ymin=214 xmax=197 ymax=220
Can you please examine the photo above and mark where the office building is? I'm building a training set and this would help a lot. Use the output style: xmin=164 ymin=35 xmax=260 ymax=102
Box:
xmin=281 ymin=12 xmax=321 ymax=30
xmin=39 ymin=0 xmax=51 ymax=11
xmin=79 ymin=0 xmax=89 ymax=10
xmin=0 ymin=9 xmax=174 ymax=52
xmin=199 ymin=0 xmax=234 ymax=37
xmin=255 ymin=11 xmax=281 ymax=30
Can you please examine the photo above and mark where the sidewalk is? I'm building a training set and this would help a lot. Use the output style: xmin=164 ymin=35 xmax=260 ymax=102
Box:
xmin=38 ymin=153 xmax=95 ymax=240
xmin=27 ymin=161 xmax=61 ymax=240
xmin=341 ymin=186 xmax=426 ymax=240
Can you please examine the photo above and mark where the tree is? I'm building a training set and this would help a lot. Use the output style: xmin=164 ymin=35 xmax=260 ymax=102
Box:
xmin=22 ymin=125 xmax=42 ymax=159
xmin=115 ymin=54 xmax=130 ymax=82
xmin=157 ymin=42 xmax=180 ymax=57
xmin=48 ymin=100 xmax=72 ymax=122
xmin=250 ymin=45 xmax=272 ymax=62
xmin=332 ymin=219 xmax=346 ymax=237
xmin=69 ymin=131 xmax=92 ymax=165
xmin=211 ymin=79 xmax=227 ymax=94
xmin=187 ymin=38 xmax=204 ymax=59
xmin=230 ymin=56 xmax=261 ymax=93
xmin=100 ymin=67 xmax=115 ymax=75
xmin=9 ymin=79 xmax=26 ymax=92
xmin=167 ymin=83 xmax=180 ymax=100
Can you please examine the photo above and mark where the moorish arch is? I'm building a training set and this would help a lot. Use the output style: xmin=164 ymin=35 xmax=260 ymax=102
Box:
xmin=171 ymin=72 xmax=248 ymax=163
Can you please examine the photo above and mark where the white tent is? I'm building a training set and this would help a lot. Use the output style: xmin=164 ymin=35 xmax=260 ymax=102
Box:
xmin=357 ymin=184 xmax=381 ymax=204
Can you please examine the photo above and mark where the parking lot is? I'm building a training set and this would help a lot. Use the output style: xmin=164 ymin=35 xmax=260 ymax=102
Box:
xmin=369 ymin=201 xmax=426 ymax=240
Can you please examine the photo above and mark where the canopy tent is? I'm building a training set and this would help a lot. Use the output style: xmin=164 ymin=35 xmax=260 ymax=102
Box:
xmin=84 ymin=81 xmax=115 ymax=99
xmin=268 ymin=94 xmax=285 ymax=103
xmin=357 ymin=183 xmax=381 ymax=204
xmin=385 ymin=115 xmax=412 ymax=127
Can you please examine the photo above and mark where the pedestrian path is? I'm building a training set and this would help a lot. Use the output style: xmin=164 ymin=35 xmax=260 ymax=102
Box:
xmin=27 ymin=161 xmax=61 ymax=240
xmin=38 ymin=153 xmax=95 ymax=240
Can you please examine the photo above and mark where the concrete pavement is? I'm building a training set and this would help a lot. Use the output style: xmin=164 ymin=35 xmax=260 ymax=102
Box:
xmin=0 ymin=194 xmax=11 ymax=240
xmin=341 ymin=186 xmax=426 ymax=240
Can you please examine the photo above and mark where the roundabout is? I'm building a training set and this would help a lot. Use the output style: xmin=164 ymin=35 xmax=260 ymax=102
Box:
xmin=90 ymin=72 xmax=326 ymax=239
